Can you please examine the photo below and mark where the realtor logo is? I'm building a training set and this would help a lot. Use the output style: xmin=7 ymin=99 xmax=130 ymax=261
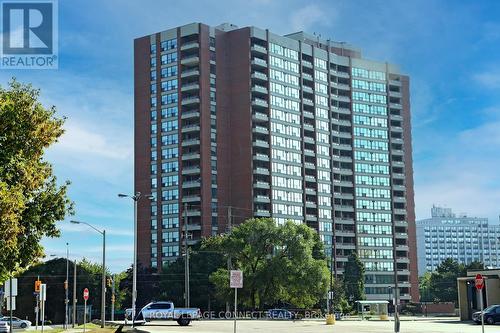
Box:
xmin=1 ymin=0 xmax=58 ymax=69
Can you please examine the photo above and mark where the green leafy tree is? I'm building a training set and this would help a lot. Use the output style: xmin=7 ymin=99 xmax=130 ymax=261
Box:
xmin=159 ymin=243 xmax=225 ymax=311
xmin=118 ymin=263 xmax=160 ymax=310
xmin=10 ymin=258 xmax=113 ymax=323
xmin=0 ymin=80 xmax=73 ymax=282
xmin=428 ymin=258 xmax=464 ymax=303
xmin=205 ymin=218 xmax=329 ymax=309
xmin=343 ymin=252 xmax=365 ymax=302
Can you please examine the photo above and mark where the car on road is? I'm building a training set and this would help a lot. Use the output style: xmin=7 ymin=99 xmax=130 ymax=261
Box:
xmin=472 ymin=304 xmax=500 ymax=324
xmin=0 ymin=321 xmax=9 ymax=333
xmin=126 ymin=301 xmax=201 ymax=326
xmin=0 ymin=317 xmax=31 ymax=329
xmin=267 ymin=309 xmax=296 ymax=320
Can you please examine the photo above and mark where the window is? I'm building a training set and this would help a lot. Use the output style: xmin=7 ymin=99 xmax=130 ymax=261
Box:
xmin=161 ymin=66 xmax=177 ymax=78
xmin=161 ymin=133 xmax=178 ymax=145
xmin=161 ymin=120 xmax=178 ymax=132
xmin=161 ymin=93 xmax=178 ymax=105
xmin=162 ymin=189 xmax=179 ymax=201
xmin=161 ymin=107 xmax=178 ymax=118
xmin=162 ymin=161 xmax=178 ymax=173
xmin=161 ymin=79 xmax=178 ymax=92
xmin=150 ymin=43 xmax=157 ymax=54
xmin=161 ymin=147 xmax=178 ymax=159
xmin=162 ymin=175 xmax=178 ymax=187
xmin=161 ymin=52 xmax=177 ymax=65
xmin=162 ymin=203 xmax=179 ymax=215
xmin=161 ymin=38 xmax=177 ymax=51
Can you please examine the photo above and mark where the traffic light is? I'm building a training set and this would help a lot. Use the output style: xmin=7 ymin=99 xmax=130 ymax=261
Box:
xmin=35 ymin=280 xmax=41 ymax=293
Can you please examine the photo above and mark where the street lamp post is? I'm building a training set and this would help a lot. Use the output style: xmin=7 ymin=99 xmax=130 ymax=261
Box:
xmin=65 ymin=243 xmax=69 ymax=329
xmin=118 ymin=192 xmax=153 ymax=327
xmin=70 ymin=220 xmax=106 ymax=328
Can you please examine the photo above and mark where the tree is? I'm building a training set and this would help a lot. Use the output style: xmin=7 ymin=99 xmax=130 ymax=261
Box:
xmin=159 ymin=243 xmax=226 ymax=311
xmin=428 ymin=258 xmax=464 ymax=303
xmin=0 ymin=80 xmax=73 ymax=282
xmin=343 ymin=252 xmax=365 ymax=302
xmin=205 ymin=218 xmax=329 ymax=309
xmin=118 ymin=263 xmax=160 ymax=311
xmin=419 ymin=259 xmax=485 ymax=305
xmin=10 ymin=258 xmax=114 ymax=323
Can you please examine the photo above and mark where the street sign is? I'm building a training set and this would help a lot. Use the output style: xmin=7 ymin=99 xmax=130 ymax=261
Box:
xmin=5 ymin=278 xmax=18 ymax=297
xmin=230 ymin=270 xmax=243 ymax=288
xmin=83 ymin=288 xmax=89 ymax=301
xmin=475 ymin=274 xmax=484 ymax=290
xmin=6 ymin=297 xmax=15 ymax=311
xmin=40 ymin=284 xmax=47 ymax=301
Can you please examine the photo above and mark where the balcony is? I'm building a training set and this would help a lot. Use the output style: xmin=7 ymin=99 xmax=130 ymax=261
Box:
xmin=303 ymin=110 xmax=314 ymax=119
xmin=182 ymin=180 xmax=201 ymax=189
xmin=182 ymin=195 xmax=201 ymax=203
xmin=303 ymin=98 xmax=314 ymax=106
xmin=251 ymin=71 xmax=268 ymax=82
xmin=306 ymin=214 xmax=317 ymax=222
xmin=252 ymin=98 xmax=269 ymax=109
xmin=252 ymin=112 xmax=269 ymax=122
xmin=302 ymin=73 xmax=313 ymax=81
xmin=253 ymin=153 xmax=269 ymax=162
xmin=389 ymin=79 xmax=402 ymax=86
xmin=251 ymin=57 xmax=267 ymax=68
xmin=181 ymin=83 xmax=200 ymax=92
xmin=254 ymin=195 xmax=271 ymax=203
xmin=331 ymin=94 xmax=351 ymax=103
xmin=181 ymin=69 xmax=200 ymax=78
xmin=181 ymin=110 xmax=200 ymax=119
xmin=302 ymin=85 xmax=313 ymax=94
xmin=254 ymin=209 xmax=271 ymax=217
xmin=332 ymin=70 xmax=350 ymax=79
xmin=181 ymin=96 xmax=200 ymax=106
xmin=251 ymin=85 xmax=268 ymax=95
xmin=181 ymin=124 xmax=200 ymax=133
xmin=181 ymin=152 xmax=201 ymax=161
xmin=181 ymin=55 xmax=199 ymax=65
xmin=390 ymin=103 xmax=402 ymax=109
xmin=181 ymin=139 xmax=200 ymax=147
xmin=250 ymin=44 xmax=267 ymax=54
xmin=186 ymin=209 xmax=201 ymax=217
xmin=253 ymin=139 xmax=269 ymax=149
xmin=304 ymin=149 xmax=315 ymax=157
xmin=252 ymin=126 xmax=269 ymax=135
xmin=180 ymin=41 xmax=199 ymax=51
xmin=306 ymin=201 xmax=317 ymax=208
xmin=253 ymin=167 xmax=270 ymax=175
xmin=181 ymin=166 xmax=201 ymax=175
xmin=302 ymin=60 xmax=313 ymax=68
xmin=253 ymin=180 xmax=270 ymax=189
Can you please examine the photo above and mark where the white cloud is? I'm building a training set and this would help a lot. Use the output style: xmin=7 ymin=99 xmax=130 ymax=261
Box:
xmin=414 ymin=120 xmax=500 ymax=223
xmin=54 ymin=120 xmax=131 ymax=160
xmin=59 ymin=221 xmax=133 ymax=237
xmin=289 ymin=4 xmax=331 ymax=32
xmin=473 ymin=69 xmax=500 ymax=90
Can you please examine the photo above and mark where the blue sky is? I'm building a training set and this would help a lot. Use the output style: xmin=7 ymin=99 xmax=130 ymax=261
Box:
xmin=2 ymin=0 xmax=500 ymax=272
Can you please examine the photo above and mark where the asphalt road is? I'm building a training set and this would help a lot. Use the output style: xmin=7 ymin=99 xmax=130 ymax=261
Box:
xmin=131 ymin=319 xmax=499 ymax=333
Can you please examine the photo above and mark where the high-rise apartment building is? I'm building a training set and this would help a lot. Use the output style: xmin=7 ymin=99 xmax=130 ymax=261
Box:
xmin=417 ymin=206 xmax=500 ymax=274
xmin=134 ymin=22 xmax=418 ymax=301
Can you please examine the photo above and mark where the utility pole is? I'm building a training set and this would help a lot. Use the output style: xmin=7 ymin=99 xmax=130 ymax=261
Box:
xmin=65 ymin=243 xmax=69 ymax=329
xmin=184 ymin=203 xmax=190 ymax=308
xmin=226 ymin=206 xmax=232 ymax=313
xmin=72 ymin=261 xmax=77 ymax=327
xmin=111 ymin=275 xmax=115 ymax=321
xmin=101 ymin=229 xmax=106 ymax=328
